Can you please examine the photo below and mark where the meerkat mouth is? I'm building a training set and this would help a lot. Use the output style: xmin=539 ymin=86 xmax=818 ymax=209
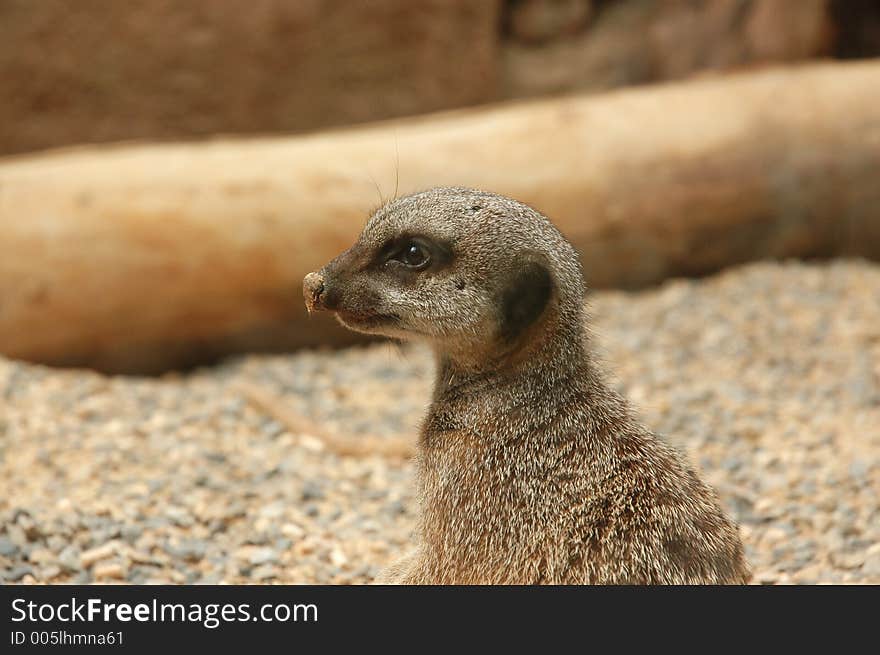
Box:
xmin=334 ymin=309 xmax=399 ymax=332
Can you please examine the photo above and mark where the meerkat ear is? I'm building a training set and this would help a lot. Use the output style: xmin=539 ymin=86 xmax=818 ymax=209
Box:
xmin=498 ymin=260 xmax=554 ymax=343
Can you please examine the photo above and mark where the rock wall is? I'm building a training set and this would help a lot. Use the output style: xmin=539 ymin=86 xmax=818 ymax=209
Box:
xmin=0 ymin=0 xmax=500 ymax=155
xmin=1 ymin=0 xmax=861 ymax=156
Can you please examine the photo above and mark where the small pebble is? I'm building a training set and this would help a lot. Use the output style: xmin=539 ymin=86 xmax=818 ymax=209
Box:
xmin=0 ymin=537 xmax=19 ymax=557
xmin=80 ymin=542 xmax=117 ymax=567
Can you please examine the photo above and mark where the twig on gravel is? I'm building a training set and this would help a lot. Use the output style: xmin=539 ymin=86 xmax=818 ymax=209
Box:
xmin=234 ymin=381 xmax=414 ymax=460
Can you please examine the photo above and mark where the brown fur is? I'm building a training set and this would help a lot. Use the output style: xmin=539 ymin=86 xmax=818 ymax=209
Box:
xmin=303 ymin=187 xmax=750 ymax=584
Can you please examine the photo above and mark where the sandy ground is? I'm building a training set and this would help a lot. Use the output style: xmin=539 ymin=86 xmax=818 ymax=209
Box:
xmin=1 ymin=259 xmax=878 ymax=584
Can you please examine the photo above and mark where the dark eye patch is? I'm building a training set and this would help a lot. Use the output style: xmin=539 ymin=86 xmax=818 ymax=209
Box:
xmin=376 ymin=234 xmax=453 ymax=274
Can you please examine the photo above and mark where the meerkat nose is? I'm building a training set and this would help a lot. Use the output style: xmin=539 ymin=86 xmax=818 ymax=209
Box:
xmin=302 ymin=271 xmax=326 ymax=313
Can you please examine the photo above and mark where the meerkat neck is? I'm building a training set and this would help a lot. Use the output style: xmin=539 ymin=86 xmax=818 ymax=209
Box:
xmin=432 ymin=310 xmax=593 ymax=409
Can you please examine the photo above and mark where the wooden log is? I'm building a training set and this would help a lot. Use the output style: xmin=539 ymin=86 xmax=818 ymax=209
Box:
xmin=1 ymin=61 xmax=879 ymax=373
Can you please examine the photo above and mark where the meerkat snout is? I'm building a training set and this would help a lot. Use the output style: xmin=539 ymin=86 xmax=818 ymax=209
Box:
xmin=302 ymin=271 xmax=325 ymax=314
xmin=303 ymin=186 xmax=750 ymax=585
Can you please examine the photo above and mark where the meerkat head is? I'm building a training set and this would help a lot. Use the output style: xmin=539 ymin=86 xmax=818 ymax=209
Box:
xmin=303 ymin=187 xmax=586 ymax=367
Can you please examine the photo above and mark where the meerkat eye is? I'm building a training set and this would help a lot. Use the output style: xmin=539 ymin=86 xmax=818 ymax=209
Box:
xmin=392 ymin=241 xmax=431 ymax=269
xmin=402 ymin=243 xmax=427 ymax=266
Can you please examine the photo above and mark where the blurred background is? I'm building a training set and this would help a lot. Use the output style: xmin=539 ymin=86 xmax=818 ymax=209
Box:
xmin=1 ymin=1 xmax=879 ymax=586
xmin=1 ymin=0 xmax=879 ymax=373
xmin=1 ymin=0 xmax=879 ymax=155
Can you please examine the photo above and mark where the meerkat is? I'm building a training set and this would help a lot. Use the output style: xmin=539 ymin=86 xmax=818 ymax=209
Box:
xmin=303 ymin=187 xmax=750 ymax=584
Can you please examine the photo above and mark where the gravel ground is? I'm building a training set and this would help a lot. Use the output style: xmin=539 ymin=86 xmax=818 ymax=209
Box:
xmin=1 ymin=259 xmax=878 ymax=584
